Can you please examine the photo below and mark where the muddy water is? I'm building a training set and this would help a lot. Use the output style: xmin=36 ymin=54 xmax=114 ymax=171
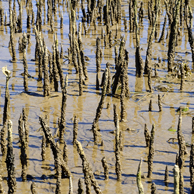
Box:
xmin=0 ymin=0 xmax=194 ymax=193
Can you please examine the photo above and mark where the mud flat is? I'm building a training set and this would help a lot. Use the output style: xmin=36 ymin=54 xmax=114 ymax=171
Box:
xmin=0 ymin=0 xmax=194 ymax=193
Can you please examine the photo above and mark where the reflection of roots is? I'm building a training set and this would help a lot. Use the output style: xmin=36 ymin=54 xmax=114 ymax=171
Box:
xmin=20 ymin=72 xmax=35 ymax=79
xmin=167 ymin=138 xmax=177 ymax=143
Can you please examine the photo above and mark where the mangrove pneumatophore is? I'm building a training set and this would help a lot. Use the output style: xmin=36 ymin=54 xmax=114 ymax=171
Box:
xmin=75 ymin=140 xmax=102 ymax=194
xmin=39 ymin=117 xmax=72 ymax=178
xmin=137 ymin=158 xmax=144 ymax=194
xmin=115 ymin=114 xmax=121 ymax=181
xmin=2 ymin=66 xmax=11 ymax=125
xmin=101 ymin=157 xmax=109 ymax=180
xmin=6 ymin=120 xmax=17 ymax=194
xmin=147 ymin=124 xmax=155 ymax=178
xmin=91 ymin=67 xmax=108 ymax=144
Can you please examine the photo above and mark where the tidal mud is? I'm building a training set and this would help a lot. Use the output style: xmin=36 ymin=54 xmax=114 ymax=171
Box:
xmin=0 ymin=0 xmax=194 ymax=193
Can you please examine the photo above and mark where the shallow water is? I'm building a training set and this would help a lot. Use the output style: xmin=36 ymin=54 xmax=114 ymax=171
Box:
xmin=0 ymin=0 xmax=194 ymax=193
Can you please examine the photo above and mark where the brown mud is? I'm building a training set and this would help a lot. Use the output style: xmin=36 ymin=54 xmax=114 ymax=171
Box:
xmin=0 ymin=0 xmax=194 ymax=193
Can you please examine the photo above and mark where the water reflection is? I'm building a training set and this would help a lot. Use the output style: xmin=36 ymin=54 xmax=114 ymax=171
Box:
xmin=73 ymin=94 xmax=77 ymax=114
xmin=129 ymin=31 xmax=133 ymax=48
xmin=115 ymin=179 xmax=122 ymax=194
xmin=4 ymin=25 xmax=7 ymax=34
xmin=100 ymin=139 xmax=104 ymax=156
xmin=169 ymin=103 xmax=176 ymax=129
xmin=37 ymin=80 xmax=42 ymax=92
xmin=27 ymin=41 xmax=31 ymax=55
xmin=43 ymin=4 xmax=46 ymax=25
xmin=11 ymin=83 xmax=15 ymax=91
xmin=52 ymin=99 xmax=59 ymax=129
xmin=191 ymin=132 xmax=194 ymax=145
xmin=0 ymin=0 xmax=193 ymax=193
xmin=73 ymin=145 xmax=78 ymax=167
xmin=68 ymin=63 xmax=73 ymax=74
xmin=54 ymin=12 xmax=57 ymax=23
xmin=77 ymin=95 xmax=84 ymax=121
xmin=0 ymin=88 xmax=1 ymax=114
xmin=148 ymin=112 xmax=156 ymax=126
xmin=184 ymin=29 xmax=188 ymax=51
xmin=47 ymin=31 xmax=54 ymax=45
xmin=158 ymin=111 xmax=162 ymax=129
xmin=144 ymin=76 xmax=149 ymax=91
xmin=103 ymin=180 xmax=109 ymax=194
xmin=135 ymin=77 xmax=143 ymax=92
xmin=106 ymin=96 xmax=111 ymax=118
xmin=11 ymin=104 xmax=15 ymax=115
xmin=43 ymin=98 xmax=51 ymax=122
xmin=12 ymin=61 xmax=17 ymax=78
xmin=60 ymin=28 xmax=63 ymax=40
xmin=92 ymin=144 xmax=98 ymax=164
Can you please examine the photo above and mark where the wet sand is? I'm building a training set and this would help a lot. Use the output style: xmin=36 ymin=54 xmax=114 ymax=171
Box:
xmin=0 ymin=0 xmax=194 ymax=193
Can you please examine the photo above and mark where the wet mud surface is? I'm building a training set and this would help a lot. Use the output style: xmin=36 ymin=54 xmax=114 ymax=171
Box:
xmin=0 ymin=0 xmax=194 ymax=193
